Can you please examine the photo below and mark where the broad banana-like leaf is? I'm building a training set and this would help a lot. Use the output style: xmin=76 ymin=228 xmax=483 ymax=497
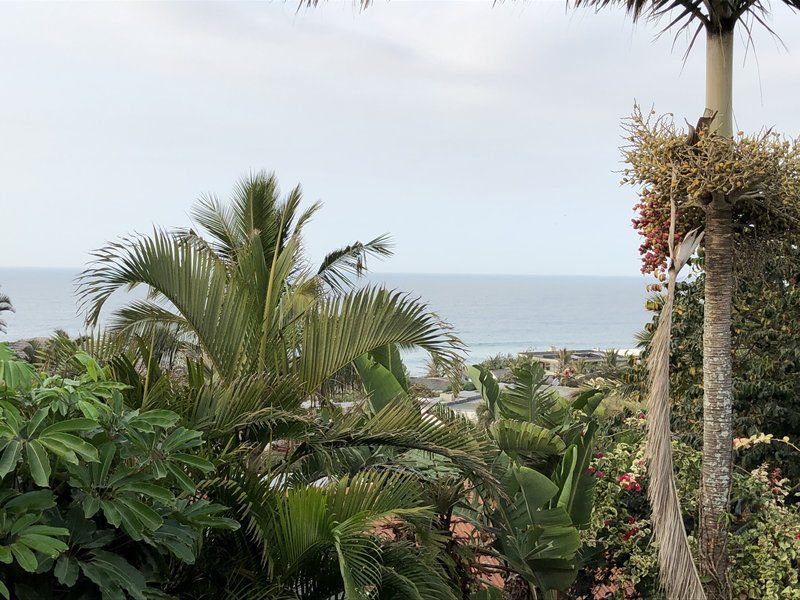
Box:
xmin=467 ymin=365 xmax=501 ymax=418
xmin=511 ymin=465 xmax=559 ymax=521
xmin=368 ymin=344 xmax=409 ymax=392
xmin=571 ymin=389 xmax=604 ymax=418
xmin=0 ymin=343 xmax=35 ymax=392
xmin=354 ymin=353 xmax=408 ymax=414
xmin=551 ymin=421 xmax=598 ymax=529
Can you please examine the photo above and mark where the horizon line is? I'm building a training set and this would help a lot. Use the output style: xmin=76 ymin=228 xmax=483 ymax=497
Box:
xmin=0 ymin=265 xmax=649 ymax=279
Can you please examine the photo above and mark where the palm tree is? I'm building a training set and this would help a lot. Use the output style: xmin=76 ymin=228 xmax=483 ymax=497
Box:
xmin=573 ymin=3 xmax=800 ymax=596
xmin=79 ymin=171 xmax=462 ymax=392
xmin=76 ymin=172 xmax=502 ymax=597
xmin=0 ymin=288 xmax=13 ymax=334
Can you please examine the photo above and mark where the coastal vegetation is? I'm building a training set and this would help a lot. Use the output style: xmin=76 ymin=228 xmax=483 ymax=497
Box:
xmin=3 ymin=161 xmax=800 ymax=597
xmin=575 ymin=0 xmax=800 ymax=595
xmin=3 ymin=3 xmax=800 ymax=599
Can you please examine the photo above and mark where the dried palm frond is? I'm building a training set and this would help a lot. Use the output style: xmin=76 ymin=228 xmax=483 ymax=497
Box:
xmin=645 ymin=187 xmax=705 ymax=599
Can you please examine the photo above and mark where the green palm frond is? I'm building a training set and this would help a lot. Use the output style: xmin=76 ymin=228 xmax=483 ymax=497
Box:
xmin=79 ymin=228 xmax=260 ymax=378
xmin=186 ymin=375 xmax=308 ymax=442
xmin=316 ymin=234 xmax=393 ymax=294
xmin=489 ymin=419 xmax=567 ymax=464
xmin=81 ymin=174 xmax=460 ymax=394
xmin=378 ymin=541 xmax=458 ymax=600
xmin=297 ymin=287 xmax=463 ymax=394
xmin=209 ymin=468 xmax=437 ymax=598
xmin=304 ymin=399 xmax=499 ymax=491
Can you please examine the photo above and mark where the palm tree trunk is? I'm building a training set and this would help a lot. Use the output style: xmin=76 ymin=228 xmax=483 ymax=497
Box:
xmin=699 ymin=29 xmax=734 ymax=600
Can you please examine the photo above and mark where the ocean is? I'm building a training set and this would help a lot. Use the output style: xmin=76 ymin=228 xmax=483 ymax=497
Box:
xmin=0 ymin=269 xmax=650 ymax=375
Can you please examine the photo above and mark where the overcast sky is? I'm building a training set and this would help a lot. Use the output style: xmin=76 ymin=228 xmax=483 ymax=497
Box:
xmin=1 ymin=2 xmax=798 ymax=276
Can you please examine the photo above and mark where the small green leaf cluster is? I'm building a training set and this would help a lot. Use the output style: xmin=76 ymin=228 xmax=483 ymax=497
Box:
xmin=0 ymin=347 xmax=238 ymax=600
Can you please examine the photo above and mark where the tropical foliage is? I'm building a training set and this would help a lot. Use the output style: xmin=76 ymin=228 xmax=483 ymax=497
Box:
xmin=78 ymin=172 xmax=461 ymax=388
xmin=0 ymin=344 xmax=237 ymax=600
xmin=8 ymin=160 xmax=800 ymax=600
xmin=467 ymin=363 xmax=605 ymax=596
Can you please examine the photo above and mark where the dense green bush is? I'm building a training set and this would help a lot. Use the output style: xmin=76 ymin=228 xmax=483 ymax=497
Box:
xmin=0 ymin=344 xmax=237 ymax=599
xmin=642 ymin=239 xmax=800 ymax=476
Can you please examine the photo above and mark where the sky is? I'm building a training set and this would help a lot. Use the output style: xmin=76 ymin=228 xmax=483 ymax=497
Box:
xmin=1 ymin=2 xmax=799 ymax=276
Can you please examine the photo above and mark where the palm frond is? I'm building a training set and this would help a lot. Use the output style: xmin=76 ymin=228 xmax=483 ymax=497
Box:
xmin=297 ymin=286 xmax=463 ymax=394
xmin=305 ymin=399 xmax=499 ymax=491
xmin=572 ymin=0 xmax=800 ymax=46
xmin=79 ymin=229 xmax=260 ymax=379
xmin=645 ymin=201 xmax=705 ymax=599
xmin=316 ymin=234 xmax=394 ymax=294
xmin=186 ymin=375 xmax=307 ymax=442
xmin=0 ymin=288 xmax=13 ymax=334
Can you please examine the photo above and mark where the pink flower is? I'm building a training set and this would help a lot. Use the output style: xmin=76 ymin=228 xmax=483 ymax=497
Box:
xmin=622 ymin=527 xmax=639 ymax=541
xmin=587 ymin=466 xmax=596 ymax=474
xmin=595 ymin=470 xmax=604 ymax=479
xmin=628 ymin=516 xmax=636 ymax=524
xmin=603 ymin=519 xmax=611 ymax=527
xmin=638 ymin=412 xmax=646 ymax=420
xmin=618 ymin=473 xmax=631 ymax=482
xmin=596 ymin=452 xmax=604 ymax=459
xmin=633 ymin=482 xmax=642 ymax=492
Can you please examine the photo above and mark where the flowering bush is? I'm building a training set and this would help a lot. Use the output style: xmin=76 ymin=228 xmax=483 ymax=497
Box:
xmin=729 ymin=440 xmax=800 ymax=599
xmin=572 ymin=412 xmax=800 ymax=599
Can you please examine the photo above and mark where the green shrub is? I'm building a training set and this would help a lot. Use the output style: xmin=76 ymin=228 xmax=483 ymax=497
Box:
xmin=0 ymin=346 xmax=237 ymax=599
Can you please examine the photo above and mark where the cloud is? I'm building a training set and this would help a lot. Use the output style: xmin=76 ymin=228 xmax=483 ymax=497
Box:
xmin=0 ymin=2 xmax=798 ymax=276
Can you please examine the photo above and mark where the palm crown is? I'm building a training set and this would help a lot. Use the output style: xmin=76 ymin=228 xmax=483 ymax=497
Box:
xmin=79 ymin=172 xmax=462 ymax=391
xmin=575 ymin=0 xmax=800 ymax=36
